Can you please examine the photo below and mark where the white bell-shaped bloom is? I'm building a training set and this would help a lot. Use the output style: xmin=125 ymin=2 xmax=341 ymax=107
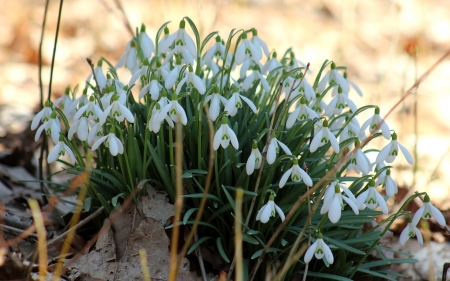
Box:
xmin=279 ymin=158 xmax=313 ymax=187
xmin=53 ymin=88 xmax=73 ymax=117
xmin=139 ymin=24 xmax=155 ymax=59
xmin=91 ymin=127 xmax=124 ymax=156
xmin=375 ymin=169 xmax=398 ymax=198
xmin=288 ymin=72 xmax=315 ymax=102
xmin=240 ymin=59 xmax=263 ymax=79
xmin=204 ymin=86 xmax=227 ymax=121
xmin=213 ymin=117 xmax=239 ymax=150
xmin=346 ymin=140 xmax=371 ymax=175
xmin=73 ymin=96 xmax=103 ymax=121
xmin=304 ymin=233 xmax=334 ymax=265
xmin=242 ymin=68 xmax=270 ymax=93
xmin=165 ymin=56 xmax=184 ymax=89
xmin=321 ymin=180 xmax=359 ymax=223
xmin=246 ymin=141 xmax=262 ymax=175
xmin=224 ymin=85 xmax=257 ymax=117
xmin=157 ymin=26 xmax=170 ymax=55
xmin=250 ymin=29 xmax=270 ymax=58
xmin=399 ymin=218 xmax=423 ymax=245
xmin=129 ymin=62 xmax=149 ymax=87
xmin=265 ymin=138 xmax=292 ymax=165
xmin=310 ymin=119 xmax=340 ymax=153
xmin=286 ymin=96 xmax=318 ymax=129
xmin=261 ymin=52 xmax=281 ymax=75
xmin=203 ymin=35 xmax=232 ymax=67
xmin=139 ymin=74 xmax=162 ymax=100
xmin=68 ymin=115 xmax=90 ymax=141
xmin=176 ymin=65 xmax=206 ymax=95
xmin=256 ymin=195 xmax=285 ymax=223
xmin=48 ymin=134 xmax=76 ymax=164
xmin=93 ymin=60 xmax=107 ymax=91
xmin=356 ymin=179 xmax=388 ymax=214
xmin=34 ymin=110 xmax=60 ymax=144
xmin=376 ymin=132 xmax=413 ymax=165
xmin=159 ymin=93 xmax=187 ymax=125
xmin=332 ymin=71 xmax=363 ymax=97
xmin=100 ymin=93 xmax=135 ymax=125
xmin=31 ymin=100 xmax=53 ymax=130
xmin=161 ymin=20 xmax=197 ymax=64
xmin=339 ymin=115 xmax=360 ymax=144
xmin=412 ymin=194 xmax=446 ymax=226
xmin=359 ymin=107 xmax=391 ymax=140
xmin=148 ymin=103 xmax=174 ymax=133
xmin=88 ymin=120 xmax=103 ymax=145
xmin=317 ymin=62 xmax=349 ymax=94
xmin=235 ymin=31 xmax=261 ymax=65
xmin=325 ymin=86 xmax=357 ymax=117
xmin=67 ymin=88 xmax=90 ymax=120
xmin=116 ymin=39 xmax=138 ymax=73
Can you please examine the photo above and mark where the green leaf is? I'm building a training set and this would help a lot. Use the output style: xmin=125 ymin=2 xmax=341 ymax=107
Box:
xmin=354 ymin=268 xmax=397 ymax=281
xmin=112 ymin=192 xmax=127 ymax=207
xmin=242 ymin=233 xmax=259 ymax=245
xmin=187 ymin=236 xmax=213 ymax=255
xmin=183 ymin=208 xmax=198 ymax=225
xmin=251 ymin=247 xmax=281 ymax=259
xmin=296 ymin=271 xmax=353 ymax=281
xmin=216 ymin=237 xmax=230 ymax=263
xmin=182 ymin=193 xmax=224 ymax=205
xmin=358 ymin=258 xmax=418 ymax=269
xmin=84 ymin=197 xmax=92 ymax=212
xmin=325 ymin=237 xmax=365 ymax=255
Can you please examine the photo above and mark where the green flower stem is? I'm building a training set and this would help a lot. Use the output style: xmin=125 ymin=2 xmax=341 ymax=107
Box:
xmin=118 ymin=129 xmax=135 ymax=192
xmin=168 ymin=126 xmax=175 ymax=186
xmin=142 ymin=99 xmax=154 ymax=179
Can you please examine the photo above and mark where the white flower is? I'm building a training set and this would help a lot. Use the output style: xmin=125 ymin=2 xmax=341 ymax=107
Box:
xmin=376 ymin=132 xmax=413 ymax=165
xmin=157 ymin=26 xmax=170 ymax=54
xmin=47 ymin=134 xmax=76 ymax=164
xmin=116 ymin=39 xmax=138 ymax=73
xmin=346 ymin=141 xmax=371 ymax=175
xmin=399 ymin=218 xmax=423 ymax=245
xmin=286 ymin=96 xmax=318 ymax=129
xmin=213 ymin=117 xmax=239 ymax=150
xmin=250 ymin=29 xmax=270 ymax=58
xmin=325 ymin=86 xmax=357 ymax=117
xmin=235 ymin=31 xmax=261 ymax=65
xmin=139 ymin=24 xmax=155 ymax=59
xmin=310 ymin=120 xmax=340 ymax=153
xmin=224 ymin=85 xmax=257 ymax=117
xmin=359 ymin=107 xmax=391 ymax=140
xmin=261 ymin=52 xmax=281 ymax=75
xmin=288 ymin=72 xmax=315 ymax=102
xmin=304 ymin=233 xmax=334 ymax=265
xmin=161 ymin=20 xmax=197 ymax=64
xmin=67 ymin=88 xmax=90 ymax=120
xmin=53 ymin=88 xmax=73 ymax=117
xmin=34 ymin=110 xmax=60 ymax=144
xmin=279 ymin=158 xmax=313 ymax=187
xmin=246 ymin=141 xmax=262 ymax=175
xmin=256 ymin=195 xmax=285 ymax=223
xmin=31 ymin=100 xmax=53 ymax=130
xmin=176 ymin=65 xmax=206 ymax=95
xmin=332 ymin=71 xmax=363 ymax=97
xmin=266 ymin=138 xmax=292 ymax=165
xmin=321 ymin=180 xmax=359 ymax=223
xmin=204 ymin=86 xmax=227 ymax=121
xmin=339 ymin=115 xmax=360 ymax=144
xmin=203 ymin=35 xmax=232 ymax=67
xmin=91 ymin=128 xmax=124 ymax=156
xmin=375 ymin=169 xmax=398 ymax=198
xmin=93 ymin=60 xmax=107 ymax=90
xmin=68 ymin=115 xmax=90 ymax=141
xmin=317 ymin=62 xmax=349 ymax=94
xmin=129 ymin=63 xmax=149 ymax=87
xmin=88 ymin=121 xmax=103 ymax=145
xmin=99 ymin=93 xmax=135 ymax=125
xmin=73 ymin=96 xmax=103 ymax=121
xmin=412 ymin=195 xmax=446 ymax=226
xmin=148 ymin=103 xmax=174 ymax=133
xmin=159 ymin=93 xmax=187 ymax=125
xmin=311 ymin=93 xmax=327 ymax=115
xmin=356 ymin=179 xmax=388 ymax=214
xmin=242 ymin=68 xmax=270 ymax=93
xmin=165 ymin=56 xmax=184 ymax=89
xmin=139 ymin=74 xmax=162 ymax=100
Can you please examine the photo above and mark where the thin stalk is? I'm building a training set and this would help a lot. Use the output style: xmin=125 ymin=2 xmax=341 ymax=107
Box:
xmin=47 ymin=0 xmax=64 ymax=101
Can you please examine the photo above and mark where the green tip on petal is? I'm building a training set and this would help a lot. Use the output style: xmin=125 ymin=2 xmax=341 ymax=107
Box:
xmin=369 ymin=179 xmax=375 ymax=187
xmin=64 ymin=87 xmax=71 ymax=95
xmin=424 ymin=194 xmax=430 ymax=202
xmin=171 ymin=93 xmax=178 ymax=100
xmin=241 ymin=32 xmax=248 ymax=40
xmin=45 ymin=100 xmax=52 ymax=107
xmin=391 ymin=132 xmax=397 ymax=140
xmin=407 ymin=216 xmax=412 ymax=223
xmin=269 ymin=194 xmax=275 ymax=201
xmin=188 ymin=65 xmax=194 ymax=72
xmin=317 ymin=232 xmax=323 ymax=239
xmin=164 ymin=26 xmax=169 ymax=34
xmin=221 ymin=116 xmax=227 ymax=125
xmin=143 ymin=59 xmax=150 ymax=66
xmin=375 ymin=107 xmax=380 ymax=114
xmin=155 ymin=103 xmax=161 ymax=110
xmin=293 ymin=158 xmax=298 ymax=165
xmin=106 ymin=73 xmax=111 ymax=79
xmin=213 ymin=85 xmax=219 ymax=93
xmin=322 ymin=119 xmax=329 ymax=127
xmin=89 ymin=96 xmax=95 ymax=102
xmin=252 ymin=141 xmax=258 ymax=149
xmin=140 ymin=23 xmax=146 ymax=32
xmin=354 ymin=139 xmax=360 ymax=146
xmin=112 ymin=93 xmax=119 ymax=101
xmin=179 ymin=20 xmax=186 ymax=29
xmin=215 ymin=35 xmax=221 ymax=42
xmin=50 ymin=110 xmax=57 ymax=119
xmin=386 ymin=169 xmax=391 ymax=175
xmin=334 ymin=184 xmax=340 ymax=193
xmin=272 ymin=51 xmax=277 ymax=58
xmin=338 ymin=86 xmax=342 ymax=94
xmin=130 ymin=40 xmax=136 ymax=48
xmin=344 ymin=72 xmax=348 ymax=79
xmin=58 ymin=134 xmax=65 ymax=142
xmin=156 ymin=59 xmax=162 ymax=67
xmin=300 ymin=96 xmax=306 ymax=104
xmin=97 ymin=59 xmax=103 ymax=67
xmin=252 ymin=29 xmax=257 ymax=36
xmin=331 ymin=62 xmax=336 ymax=69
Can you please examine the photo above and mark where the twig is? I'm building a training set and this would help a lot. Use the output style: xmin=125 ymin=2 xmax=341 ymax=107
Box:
xmin=194 ymin=231 xmax=208 ymax=281
xmin=113 ymin=0 xmax=134 ymax=37
xmin=0 ymin=224 xmax=38 ymax=239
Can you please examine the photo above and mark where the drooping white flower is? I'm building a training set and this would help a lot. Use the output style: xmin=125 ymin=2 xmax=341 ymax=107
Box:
xmin=139 ymin=73 xmax=162 ymax=100
xmin=261 ymin=51 xmax=281 ymax=75
xmin=115 ymin=39 xmax=138 ymax=73
xmin=159 ymin=93 xmax=188 ymax=125
xmin=325 ymin=86 xmax=357 ymax=117
xmin=213 ymin=117 xmax=239 ymax=150
xmin=176 ymin=65 xmax=206 ymax=95
xmin=311 ymin=93 xmax=327 ymax=115
xmin=93 ymin=60 xmax=107 ymax=91
xmin=266 ymin=138 xmax=292 ymax=165
xmin=375 ymin=169 xmax=398 ymax=198
xmin=165 ymin=55 xmax=184 ymax=89
xmin=68 ymin=115 xmax=90 ymax=141
xmin=256 ymin=195 xmax=285 ymax=223
xmin=286 ymin=96 xmax=319 ymax=129
xmin=304 ymin=233 xmax=334 ymax=265
xmin=34 ymin=110 xmax=61 ymax=144
xmin=53 ymin=87 xmax=73 ymax=117
xmin=412 ymin=194 xmax=446 ymax=226
xmin=346 ymin=140 xmax=371 ymax=175
xmin=73 ymin=95 xmax=103 ymax=121
xmin=359 ymin=107 xmax=391 ymax=140
xmin=288 ymin=72 xmax=315 ymax=102
xmin=67 ymin=88 xmax=90 ymax=120
xmin=332 ymin=71 xmax=363 ymax=97
xmin=47 ymin=134 xmax=76 ymax=164
xmin=203 ymin=35 xmax=232 ymax=68
xmin=321 ymin=180 xmax=359 ymax=223
xmin=240 ymin=59 xmax=263 ymax=80
xmin=87 ymin=120 xmax=103 ymax=145
xmin=235 ymin=31 xmax=261 ymax=65
xmin=31 ymin=100 xmax=53 ymax=130
xmin=148 ymin=103 xmax=174 ymax=133
xmin=161 ymin=20 xmax=197 ymax=64
xmin=356 ymin=179 xmax=388 ymax=214
xmin=91 ymin=127 xmax=124 ymax=156
xmin=317 ymin=62 xmax=349 ymax=94
xmin=310 ymin=119 xmax=340 ymax=153
xmin=246 ymin=141 xmax=262 ymax=175
xmin=139 ymin=24 xmax=155 ymax=59
xmin=399 ymin=217 xmax=423 ymax=245
xmin=242 ymin=66 xmax=270 ymax=93
xmin=100 ymin=93 xmax=135 ymax=125
xmin=157 ymin=26 xmax=170 ymax=55
xmin=204 ymin=85 xmax=227 ymax=121
xmin=250 ymin=29 xmax=270 ymax=59
xmin=376 ymin=132 xmax=413 ymax=165
xmin=129 ymin=60 xmax=149 ymax=87
xmin=339 ymin=114 xmax=360 ymax=144
xmin=279 ymin=158 xmax=313 ymax=187
xmin=224 ymin=85 xmax=257 ymax=117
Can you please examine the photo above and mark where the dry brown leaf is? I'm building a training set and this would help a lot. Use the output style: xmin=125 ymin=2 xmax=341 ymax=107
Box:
xmin=142 ymin=185 xmax=175 ymax=225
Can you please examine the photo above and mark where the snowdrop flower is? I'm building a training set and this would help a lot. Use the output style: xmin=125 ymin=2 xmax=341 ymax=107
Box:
xmin=256 ymin=194 xmax=285 ymax=223
xmin=213 ymin=117 xmax=239 ymax=150
xmin=116 ymin=39 xmax=138 ymax=73
xmin=68 ymin=88 xmax=89 ymax=120
xmin=339 ymin=114 xmax=360 ymax=144
xmin=376 ymin=132 xmax=413 ymax=165
xmin=246 ymin=141 xmax=262 ymax=175
xmin=242 ymin=66 xmax=270 ymax=93
xmin=412 ymin=194 xmax=446 ymax=226
xmin=139 ymin=24 xmax=155 ymax=59
xmin=148 ymin=103 xmax=174 ymax=133
xmin=91 ymin=127 xmax=124 ymax=156
xmin=279 ymin=158 xmax=313 ymax=187
xmin=311 ymin=93 xmax=327 ymax=115
xmin=203 ymin=35 xmax=232 ymax=67
xmin=235 ymin=31 xmax=261 ymax=65
xmin=240 ymin=59 xmax=263 ymax=80
xmin=304 ymin=233 xmax=334 ymax=265
xmin=266 ymin=138 xmax=292 ymax=165
xmin=224 ymin=85 xmax=257 ymax=117
xmin=161 ymin=20 xmax=197 ymax=64
xmin=165 ymin=55 xmax=184 ymax=89
xmin=317 ymin=62 xmax=349 ymax=94
xmin=288 ymin=72 xmax=315 ymax=102
xmin=310 ymin=119 xmax=340 ymax=153
xmin=129 ymin=59 xmax=149 ymax=87
xmin=346 ymin=140 xmax=371 ymax=175
xmin=139 ymin=73 xmax=162 ymax=100
xmin=48 ymin=134 xmax=76 ymax=164
xmin=375 ymin=169 xmax=398 ymax=198
xmin=399 ymin=217 xmax=423 ymax=245
xmin=93 ymin=60 xmax=107 ymax=91
xmin=286 ymin=96 xmax=319 ymax=129
xmin=261 ymin=51 xmax=281 ymax=75
xmin=159 ymin=93 xmax=187 ymax=125
xmin=34 ymin=110 xmax=60 ymax=144
xmin=99 ymin=93 xmax=135 ymax=125
xmin=325 ymin=86 xmax=357 ymax=117
xmin=176 ymin=65 xmax=206 ymax=95
xmin=332 ymin=71 xmax=362 ymax=97
xmin=73 ymin=96 xmax=103 ymax=121
xmin=87 ymin=120 xmax=103 ymax=145
xmin=157 ymin=26 xmax=170 ymax=55
xmin=204 ymin=86 xmax=227 ymax=121
xmin=31 ymin=100 xmax=53 ymax=130
xmin=53 ymin=87 xmax=73 ymax=116
xmin=321 ymin=180 xmax=359 ymax=223
xmin=68 ymin=114 xmax=90 ymax=141
xmin=356 ymin=179 xmax=388 ymax=214
xmin=250 ymin=29 xmax=269 ymax=59
xmin=359 ymin=107 xmax=391 ymax=140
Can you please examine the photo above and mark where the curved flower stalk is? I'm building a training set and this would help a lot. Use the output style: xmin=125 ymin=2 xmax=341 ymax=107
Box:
xmin=356 ymin=179 xmax=388 ymax=214
xmin=359 ymin=107 xmax=391 ymax=140
xmin=99 ymin=93 xmax=135 ymax=125
xmin=139 ymin=73 xmax=162 ymax=100
xmin=317 ymin=62 xmax=349 ymax=94
xmin=266 ymin=138 xmax=292 ymax=165
xmin=31 ymin=100 xmax=53 ymax=131
xmin=161 ymin=20 xmax=197 ymax=65
xmin=34 ymin=110 xmax=61 ymax=144
xmin=139 ymin=24 xmax=155 ymax=59
xmin=256 ymin=194 xmax=285 ymax=223
xmin=310 ymin=119 xmax=340 ymax=153
xmin=91 ymin=127 xmax=124 ymax=156
xmin=235 ymin=31 xmax=261 ymax=65
xmin=204 ymin=86 xmax=227 ymax=121
xmin=412 ymin=194 xmax=446 ymax=226
xmin=246 ymin=141 xmax=262 ymax=175
xmin=149 ymin=103 xmax=174 ymax=133
xmin=159 ymin=93 xmax=188 ymax=125
xmin=375 ymin=169 xmax=398 ymax=198
xmin=376 ymin=132 xmax=414 ymax=165
xmin=213 ymin=117 xmax=239 ymax=150
xmin=176 ymin=65 xmax=206 ymax=95
xmin=304 ymin=232 xmax=334 ymax=265
xmin=321 ymin=180 xmax=359 ymax=223
xmin=48 ymin=134 xmax=76 ymax=164
xmin=325 ymin=86 xmax=357 ymax=117
xmin=399 ymin=217 xmax=423 ymax=245
xmin=286 ymin=96 xmax=318 ymax=129
xmin=279 ymin=158 xmax=313 ymax=187
xmin=224 ymin=85 xmax=257 ymax=117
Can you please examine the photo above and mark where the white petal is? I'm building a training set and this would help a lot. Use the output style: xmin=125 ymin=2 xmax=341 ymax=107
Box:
xmin=246 ymin=153 xmax=256 ymax=175
xmin=340 ymin=185 xmax=356 ymax=203
xmin=259 ymin=203 xmax=272 ymax=223
xmin=176 ymin=103 xmax=188 ymax=125
xmin=91 ymin=135 xmax=108 ymax=151
xmin=213 ymin=126 xmax=223 ymax=150
xmin=380 ymin=121 xmax=391 ymax=139
xmin=342 ymin=196 xmax=359 ymax=215
xmin=398 ymin=143 xmax=414 ymax=165
xmin=414 ymin=227 xmax=423 ymax=244
xmin=310 ymin=129 xmax=323 ymax=153
xmin=274 ymin=204 xmax=285 ymax=221
xmin=356 ymin=190 xmax=369 ymax=208
xmin=228 ymin=128 xmax=239 ymax=150
xmin=304 ymin=241 xmax=317 ymax=263
xmin=430 ymin=204 xmax=446 ymax=226
xmin=286 ymin=108 xmax=300 ymax=129
xmin=64 ymin=144 xmax=76 ymax=163
xmin=240 ymin=95 xmax=257 ymax=113
xmin=31 ymin=110 xmax=44 ymax=130
xmin=119 ymin=103 xmax=135 ymax=123
xmin=266 ymin=141 xmax=276 ymax=164
xmin=328 ymin=196 xmax=342 ymax=223
xmin=279 ymin=168 xmax=292 ymax=188
xmin=47 ymin=143 xmax=62 ymax=163
xmin=399 ymin=225 xmax=410 ymax=245
xmin=327 ymin=130 xmax=340 ymax=153
xmin=375 ymin=192 xmax=388 ymax=214
xmin=412 ymin=206 xmax=424 ymax=226
xmin=109 ymin=136 xmax=119 ymax=156
xmin=193 ymin=75 xmax=206 ymax=95
xmin=322 ymin=242 xmax=334 ymax=264
xmin=298 ymin=168 xmax=313 ymax=186
xmin=376 ymin=143 xmax=392 ymax=164
xmin=277 ymin=140 xmax=292 ymax=155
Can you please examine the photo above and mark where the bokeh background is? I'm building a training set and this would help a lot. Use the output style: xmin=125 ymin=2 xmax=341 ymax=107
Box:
xmin=1 ymin=0 xmax=450 ymax=279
